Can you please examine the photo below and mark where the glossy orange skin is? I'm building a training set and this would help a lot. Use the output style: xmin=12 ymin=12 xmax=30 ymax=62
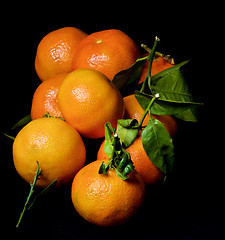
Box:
xmin=57 ymin=68 xmax=125 ymax=138
xmin=13 ymin=118 xmax=86 ymax=188
xmin=35 ymin=27 xmax=87 ymax=81
xmin=97 ymin=137 xmax=164 ymax=185
xmin=71 ymin=160 xmax=145 ymax=227
xmin=123 ymin=95 xmax=178 ymax=138
xmin=31 ymin=73 xmax=67 ymax=119
xmin=139 ymin=56 xmax=175 ymax=83
xmin=71 ymin=29 xmax=140 ymax=80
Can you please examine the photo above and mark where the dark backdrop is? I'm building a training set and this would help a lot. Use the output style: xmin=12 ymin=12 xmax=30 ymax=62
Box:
xmin=1 ymin=5 xmax=223 ymax=240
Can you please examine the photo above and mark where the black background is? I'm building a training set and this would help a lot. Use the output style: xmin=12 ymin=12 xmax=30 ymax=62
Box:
xmin=1 ymin=4 xmax=223 ymax=239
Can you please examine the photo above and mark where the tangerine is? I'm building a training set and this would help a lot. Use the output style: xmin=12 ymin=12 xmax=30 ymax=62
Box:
xmin=31 ymin=73 xmax=67 ymax=119
xmin=123 ymin=94 xmax=178 ymax=138
xmin=13 ymin=118 xmax=86 ymax=188
xmin=57 ymin=68 xmax=125 ymax=138
xmin=71 ymin=29 xmax=140 ymax=80
xmin=71 ymin=160 xmax=145 ymax=227
xmin=35 ymin=27 xmax=87 ymax=81
xmin=97 ymin=137 xmax=164 ymax=185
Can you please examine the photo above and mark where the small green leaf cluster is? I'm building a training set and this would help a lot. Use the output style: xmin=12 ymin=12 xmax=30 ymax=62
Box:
xmin=99 ymin=123 xmax=134 ymax=180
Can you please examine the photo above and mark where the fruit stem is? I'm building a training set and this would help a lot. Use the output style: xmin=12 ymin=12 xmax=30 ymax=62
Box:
xmin=141 ymin=44 xmax=175 ymax=64
xmin=108 ymin=133 xmax=118 ymax=168
xmin=16 ymin=161 xmax=42 ymax=228
xmin=140 ymin=37 xmax=160 ymax=94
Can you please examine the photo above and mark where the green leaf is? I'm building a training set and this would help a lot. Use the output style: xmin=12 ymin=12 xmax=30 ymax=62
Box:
xmin=104 ymin=123 xmax=116 ymax=158
xmin=114 ymin=167 xmax=129 ymax=181
xmin=173 ymin=108 xmax=199 ymax=122
xmin=122 ymin=162 xmax=135 ymax=176
xmin=116 ymin=119 xmax=139 ymax=148
xmin=135 ymin=90 xmax=198 ymax=116
xmin=112 ymin=56 xmax=147 ymax=94
xmin=98 ymin=161 xmax=109 ymax=175
xmin=2 ymin=132 xmax=15 ymax=140
xmin=117 ymin=152 xmax=130 ymax=172
xmin=142 ymin=118 xmax=175 ymax=175
xmin=150 ymin=60 xmax=199 ymax=104
xmin=12 ymin=114 xmax=32 ymax=130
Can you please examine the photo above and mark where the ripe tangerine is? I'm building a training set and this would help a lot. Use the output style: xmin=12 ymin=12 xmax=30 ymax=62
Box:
xmin=13 ymin=118 xmax=86 ymax=188
xmin=71 ymin=29 xmax=140 ymax=80
xmin=71 ymin=160 xmax=145 ymax=227
xmin=31 ymin=73 xmax=67 ymax=119
xmin=35 ymin=27 xmax=87 ymax=81
xmin=57 ymin=68 xmax=125 ymax=138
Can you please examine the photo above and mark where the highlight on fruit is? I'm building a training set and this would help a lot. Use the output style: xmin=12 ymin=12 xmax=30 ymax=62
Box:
xmin=2 ymin=27 xmax=203 ymax=228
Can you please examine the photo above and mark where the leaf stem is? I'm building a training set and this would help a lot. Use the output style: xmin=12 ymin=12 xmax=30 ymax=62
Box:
xmin=138 ymin=93 xmax=160 ymax=127
xmin=16 ymin=161 xmax=42 ymax=228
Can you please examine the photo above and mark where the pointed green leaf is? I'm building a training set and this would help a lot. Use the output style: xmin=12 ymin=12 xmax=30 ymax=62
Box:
xmin=117 ymin=152 xmax=129 ymax=172
xmin=114 ymin=167 xmax=129 ymax=180
xmin=142 ymin=118 xmax=175 ymax=175
xmin=116 ymin=119 xmax=139 ymax=148
xmin=152 ymin=60 xmax=189 ymax=80
xmin=122 ymin=162 xmax=135 ymax=176
xmin=173 ymin=108 xmax=199 ymax=122
xmin=2 ymin=132 xmax=15 ymax=140
xmin=98 ymin=161 xmax=109 ymax=175
xmin=112 ymin=56 xmax=147 ymax=94
xmin=150 ymin=60 xmax=198 ymax=104
xmin=135 ymin=90 xmax=199 ymax=117
xmin=12 ymin=114 xmax=32 ymax=130
xmin=104 ymin=123 xmax=116 ymax=158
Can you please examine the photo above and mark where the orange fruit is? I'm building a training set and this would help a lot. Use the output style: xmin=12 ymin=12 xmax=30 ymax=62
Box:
xmin=139 ymin=55 xmax=175 ymax=83
xmin=71 ymin=160 xmax=145 ymax=227
xmin=35 ymin=27 xmax=88 ymax=81
xmin=71 ymin=29 xmax=140 ymax=80
xmin=97 ymin=137 xmax=164 ymax=185
xmin=123 ymin=94 xmax=178 ymax=138
xmin=57 ymin=68 xmax=125 ymax=138
xmin=13 ymin=118 xmax=86 ymax=188
xmin=31 ymin=73 xmax=67 ymax=119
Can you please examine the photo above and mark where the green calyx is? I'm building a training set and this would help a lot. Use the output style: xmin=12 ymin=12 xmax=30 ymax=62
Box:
xmin=98 ymin=123 xmax=135 ymax=180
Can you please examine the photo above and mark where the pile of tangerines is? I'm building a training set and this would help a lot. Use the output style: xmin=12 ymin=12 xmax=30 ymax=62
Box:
xmin=12 ymin=27 xmax=180 ymax=227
